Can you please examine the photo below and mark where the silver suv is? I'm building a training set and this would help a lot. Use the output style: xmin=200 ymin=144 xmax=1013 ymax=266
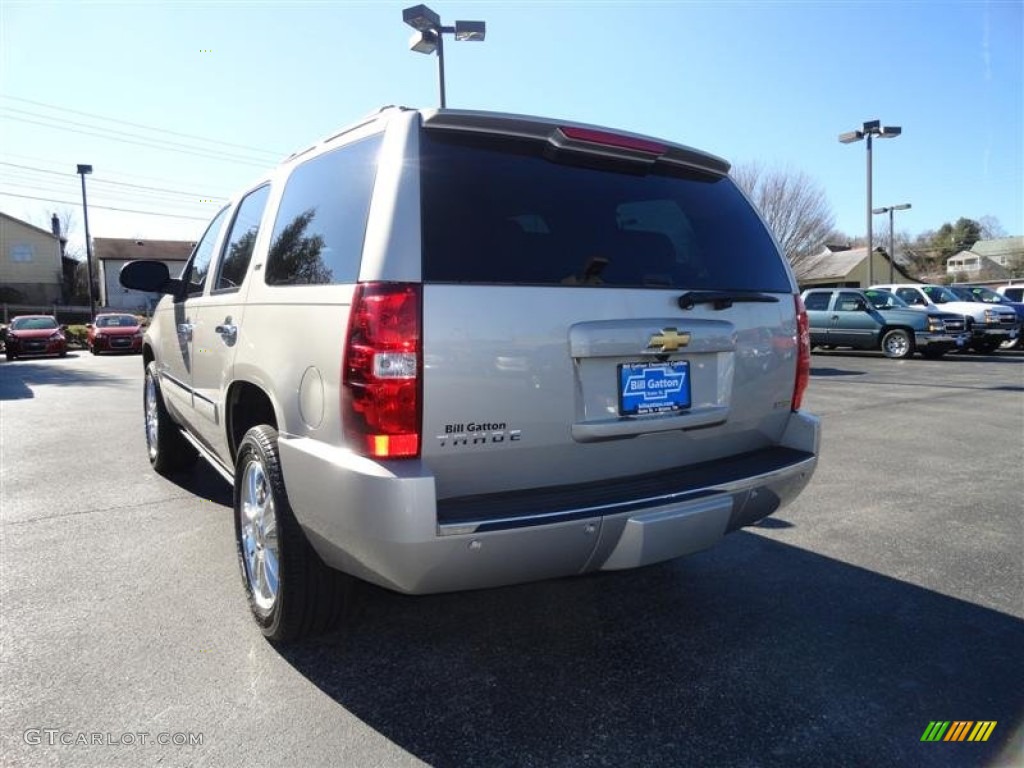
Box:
xmin=122 ymin=107 xmax=820 ymax=642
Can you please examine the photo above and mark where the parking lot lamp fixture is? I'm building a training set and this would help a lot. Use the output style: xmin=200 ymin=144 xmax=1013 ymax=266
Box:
xmin=839 ymin=120 xmax=902 ymax=286
xmin=77 ymin=164 xmax=96 ymax=321
xmin=873 ymin=203 xmax=912 ymax=283
xmin=402 ymin=4 xmax=486 ymax=108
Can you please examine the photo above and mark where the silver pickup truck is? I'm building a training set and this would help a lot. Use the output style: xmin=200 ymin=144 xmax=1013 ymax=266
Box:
xmin=122 ymin=107 xmax=820 ymax=642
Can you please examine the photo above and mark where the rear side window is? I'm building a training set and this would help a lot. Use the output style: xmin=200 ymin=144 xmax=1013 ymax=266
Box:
xmin=265 ymin=134 xmax=383 ymax=286
xmin=419 ymin=129 xmax=791 ymax=292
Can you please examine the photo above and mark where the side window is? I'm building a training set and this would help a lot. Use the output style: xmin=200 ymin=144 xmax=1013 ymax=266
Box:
xmin=836 ymin=292 xmax=865 ymax=312
xmin=896 ymin=288 xmax=923 ymax=305
xmin=185 ymin=207 xmax=230 ymax=297
xmin=214 ymin=185 xmax=271 ymax=292
xmin=803 ymin=292 xmax=830 ymax=311
xmin=265 ymin=134 xmax=383 ymax=286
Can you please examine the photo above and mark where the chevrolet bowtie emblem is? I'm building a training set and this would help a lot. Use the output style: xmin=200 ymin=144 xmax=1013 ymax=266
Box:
xmin=647 ymin=328 xmax=691 ymax=353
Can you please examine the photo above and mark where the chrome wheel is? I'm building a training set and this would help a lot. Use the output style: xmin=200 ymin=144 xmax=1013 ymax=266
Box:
xmin=145 ymin=373 xmax=159 ymax=460
xmin=882 ymin=330 xmax=911 ymax=359
xmin=240 ymin=459 xmax=280 ymax=613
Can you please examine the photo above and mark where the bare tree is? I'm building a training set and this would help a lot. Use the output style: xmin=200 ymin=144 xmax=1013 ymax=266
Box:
xmin=732 ymin=162 xmax=836 ymax=269
xmin=977 ymin=215 xmax=1007 ymax=241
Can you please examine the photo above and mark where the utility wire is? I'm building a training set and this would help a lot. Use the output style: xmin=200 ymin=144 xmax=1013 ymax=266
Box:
xmin=0 ymin=93 xmax=285 ymax=157
xmin=0 ymin=112 xmax=271 ymax=168
xmin=0 ymin=150 xmax=241 ymax=190
xmin=0 ymin=191 xmax=211 ymax=221
xmin=0 ymin=161 xmax=226 ymax=199
xmin=2 ymin=106 xmax=275 ymax=165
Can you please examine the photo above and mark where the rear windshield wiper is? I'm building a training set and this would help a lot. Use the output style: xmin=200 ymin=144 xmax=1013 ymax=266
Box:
xmin=677 ymin=291 xmax=781 ymax=311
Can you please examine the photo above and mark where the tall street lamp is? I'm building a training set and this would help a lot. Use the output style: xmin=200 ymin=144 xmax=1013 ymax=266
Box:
xmin=77 ymin=164 xmax=97 ymax=320
xmin=839 ymin=120 xmax=902 ymax=286
xmin=872 ymin=203 xmax=911 ymax=283
xmin=402 ymin=4 xmax=486 ymax=108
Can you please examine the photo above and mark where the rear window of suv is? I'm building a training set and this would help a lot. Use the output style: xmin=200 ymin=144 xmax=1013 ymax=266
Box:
xmin=418 ymin=129 xmax=791 ymax=292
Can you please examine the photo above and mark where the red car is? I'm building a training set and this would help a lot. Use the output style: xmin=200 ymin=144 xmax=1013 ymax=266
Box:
xmin=87 ymin=313 xmax=145 ymax=355
xmin=3 ymin=315 xmax=68 ymax=361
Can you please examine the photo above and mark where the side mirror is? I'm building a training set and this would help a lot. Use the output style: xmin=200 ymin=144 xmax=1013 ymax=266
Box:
xmin=120 ymin=260 xmax=173 ymax=293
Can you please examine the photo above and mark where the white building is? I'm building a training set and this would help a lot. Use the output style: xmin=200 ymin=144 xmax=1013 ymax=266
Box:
xmin=94 ymin=238 xmax=193 ymax=310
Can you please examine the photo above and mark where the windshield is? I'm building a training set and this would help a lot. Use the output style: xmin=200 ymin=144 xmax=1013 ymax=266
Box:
xmin=920 ymin=285 xmax=961 ymax=304
xmin=954 ymin=286 xmax=1007 ymax=304
xmin=863 ymin=289 xmax=909 ymax=309
xmin=96 ymin=315 xmax=138 ymax=328
xmin=10 ymin=317 xmax=58 ymax=330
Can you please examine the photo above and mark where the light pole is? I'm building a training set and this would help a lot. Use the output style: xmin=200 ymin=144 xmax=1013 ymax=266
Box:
xmin=872 ymin=203 xmax=911 ymax=283
xmin=402 ymin=4 xmax=486 ymax=108
xmin=839 ymin=120 xmax=902 ymax=287
xmin=77 ymin=164 xmax=97 ymax=320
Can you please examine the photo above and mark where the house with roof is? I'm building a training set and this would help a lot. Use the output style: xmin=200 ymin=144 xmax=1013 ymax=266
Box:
xmin=795 ymin=244 xmax=918 ymax=289
xmin=0 ymin=211 xmax=64 ymax=304
xmin=93 ymin=238 xmax=193 ymax=310
xmin=946 ymin=236 xmax=1023 ymax=279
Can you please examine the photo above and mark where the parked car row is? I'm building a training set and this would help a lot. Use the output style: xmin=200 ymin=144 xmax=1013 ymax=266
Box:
xmin=802 ymin=284 xmax=1021 ymax=359
xmin=1 ymin=313 xmax=144 ymax=361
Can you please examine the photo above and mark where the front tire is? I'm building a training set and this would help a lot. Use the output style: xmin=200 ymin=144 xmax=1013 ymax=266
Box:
xmin=881 ymin=329 xmax=913 ymax=359
xmin=234 ymin=425 xmax=352 ymax=643
xmin=144 ymin=361 xmax=197 ymax=474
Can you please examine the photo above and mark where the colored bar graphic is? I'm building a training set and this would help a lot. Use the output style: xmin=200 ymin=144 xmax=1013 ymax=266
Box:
xmin=921 ymin=720 xmax=997 ymax=742
xmin=968 ymin=722 xmax=997 ymax=742
xmin=944 ymin=721 xmax=973 ymax=741
xmin=921 ymin=722 xmax=950 ymax=741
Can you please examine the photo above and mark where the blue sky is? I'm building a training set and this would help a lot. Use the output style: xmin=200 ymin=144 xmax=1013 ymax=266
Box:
xmin=1 ymin=1 xmax=1021 ymax=255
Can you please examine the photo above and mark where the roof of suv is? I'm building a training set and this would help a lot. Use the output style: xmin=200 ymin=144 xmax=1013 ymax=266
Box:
xmin=283 ymin=106 xmax=731 ymax=178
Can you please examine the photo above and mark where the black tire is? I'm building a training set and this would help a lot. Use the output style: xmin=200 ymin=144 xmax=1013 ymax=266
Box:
xmin=144 ymin=361 xmax=197 ymax=474
xmin=90 ymin=345 xmax=99 ymax=356
xmin=975 ymin=339 xmax=1002 ymax=354
xmin=881 ymin=329 xmax=913 ymax=359
xmin=5 ymin=353 xmax=14 ymax=362
xmin=234 ymin=425 xmax=352 ymax=643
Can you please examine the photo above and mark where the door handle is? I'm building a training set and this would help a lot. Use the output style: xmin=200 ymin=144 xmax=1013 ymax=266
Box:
xmin=215 ymin=324 xmax=237 ymax=343
xmin=177 ymin=323 xmax=193 ymax=341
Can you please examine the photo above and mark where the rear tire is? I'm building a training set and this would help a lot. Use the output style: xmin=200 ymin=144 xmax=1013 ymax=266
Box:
xmin=234 ymin=425 xmax=352 ymax=644
xmin=144 ymin=361 xmax=197 ymax=474
xmin=881 ymin=329 xmax=913 ymax=359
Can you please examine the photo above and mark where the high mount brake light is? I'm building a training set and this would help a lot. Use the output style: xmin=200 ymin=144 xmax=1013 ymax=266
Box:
xmin=342 ymin=283 xmax=422 ymax=458
xmin=792 ymin=294 xmax=811 ymax=411
xmin=558 ymin=126 xmax=667 ymax=155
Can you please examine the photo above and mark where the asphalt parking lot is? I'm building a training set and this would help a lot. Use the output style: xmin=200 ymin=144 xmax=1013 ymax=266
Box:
xmin=1 ymin=348 xmax=1021 ymax=768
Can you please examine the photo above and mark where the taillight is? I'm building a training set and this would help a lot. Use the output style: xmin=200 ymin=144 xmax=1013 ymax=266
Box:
xmin=792 ymin=294 xmax=811 ymax=411
xmin=558 ymin=126 xmax=667 ymax=155
xmin=342 ymin=283 xmax=421 ymax=458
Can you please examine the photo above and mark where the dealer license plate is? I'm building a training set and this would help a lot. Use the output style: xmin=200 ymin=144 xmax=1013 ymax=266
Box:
xmin=618 ymin=361 xmax=691 ymax=416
